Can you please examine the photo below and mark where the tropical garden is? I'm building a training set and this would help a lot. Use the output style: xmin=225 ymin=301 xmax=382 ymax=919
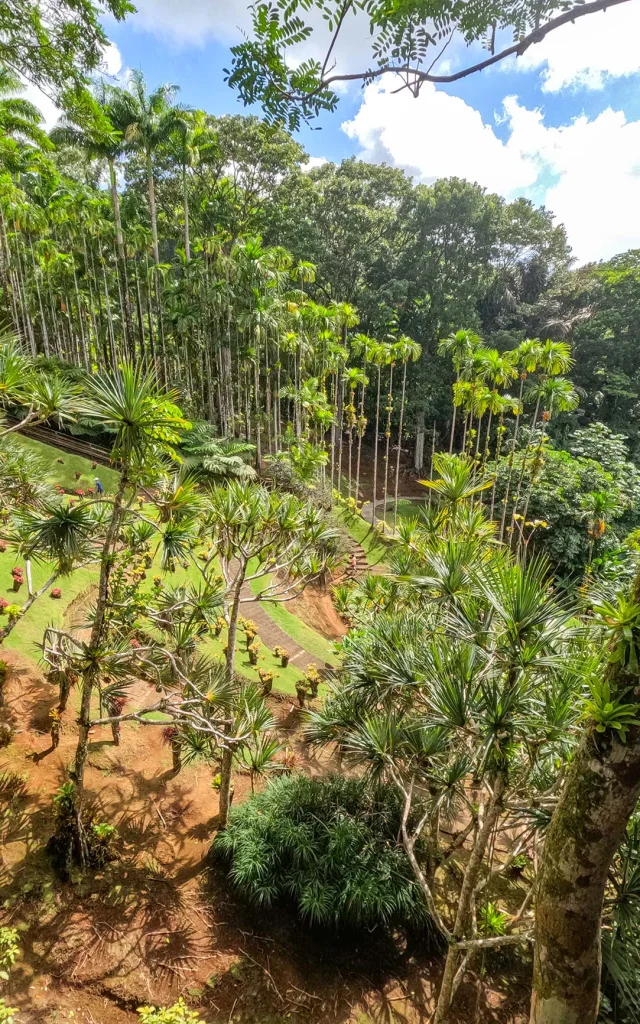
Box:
xmin=1 ymin=1 xmax=640 ymax=1023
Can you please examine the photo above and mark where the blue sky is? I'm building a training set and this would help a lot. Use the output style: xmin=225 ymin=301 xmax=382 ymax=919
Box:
xmin=97 ymin=0 xmax=640 ymax=263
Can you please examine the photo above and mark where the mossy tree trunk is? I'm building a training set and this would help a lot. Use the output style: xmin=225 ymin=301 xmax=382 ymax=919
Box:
xmin=532 ymin=568 xmax=640 ymax=1024
xmin=531 ymin=727 xmax=640 ymax=1024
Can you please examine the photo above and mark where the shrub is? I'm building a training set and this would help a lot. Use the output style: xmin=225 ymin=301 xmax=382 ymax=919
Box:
xmin=50 ymin=588 xmax=62 ymax=600
xmin=213 ymin=774 xmax=436 ymax=934
xmin=0 ymin=927 xmax=19 ymax=980
xmin=0 ymin=1001 xmax=18 ymax=1023
xmin=45 ymin=782 xmax=119 ymax=879
xmin=273 ymin=646 xmax=289 ymax=667
xmin=137 ymin=999 xmax=203 ymax=1023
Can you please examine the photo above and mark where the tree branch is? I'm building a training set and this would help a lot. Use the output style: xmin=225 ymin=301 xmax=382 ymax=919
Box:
xmin=281 ymin=0 xmax=630 ymax=102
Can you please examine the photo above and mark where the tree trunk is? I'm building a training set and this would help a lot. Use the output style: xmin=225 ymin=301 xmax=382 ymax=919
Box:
xmin=414 ymin=407 xmax=425 ymax=474
xmin=393 ymin=361 xmax=408 ymax=525
xmin=146 ymin=150 xmax=160 ymax=265
xmin=532 ymin=726 xmax=640 ymax=1023
xmin=382 ymin=363 xmax=394 ymax=533
xmin=74 ymin=470 xmax=129 ymax=787
xmin=372 ymin=364 xmax=381 ymax=527
xmin=434 ymin=774 xmax=506 ymax=1024
xmin=182 ymin=164 xmax=191 ymax=261
xmin=106 ymin=159 xmax=134 ymax=359
xmin=218 ymin=575 xmax=244 ymax=827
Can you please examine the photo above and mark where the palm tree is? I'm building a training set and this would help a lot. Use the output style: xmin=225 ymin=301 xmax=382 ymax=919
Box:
xmin=508 ymin=343 xmax=575 ymax=530
xmin=581 ymin=490 xmax=623 ymax=566
xmin=168 ymin=109 xmax=218 ymax=261
xmin=0 ymin=67 xmax=49 ymax=147
xmin=438 ymin=329 xmax=482 ymax=452
xmin=420 ymin=452 xmax=492 ymax=525
xmin=206 ymin=481 xmax=336 ymax=824
xmin=368 ymin=340 xmax=389 ymax=528
xmin=72 ymin=364 xmax=189 ymax=787
xmin=109 ymin=70 xmax=184 ymax=264
xmin=342 ymin=365 xmax=368 ymax=500
xmin=517 ymin=375 xmax=579 ymax=540
xmin=499 ymin=338 xmax=544 ymax=541
xmin=392 ymin=335 xmax=421 ymax=524
xmin=0 ymin=502 xmax=97 ymax=644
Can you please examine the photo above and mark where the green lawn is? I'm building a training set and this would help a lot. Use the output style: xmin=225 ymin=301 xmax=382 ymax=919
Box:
xmin=0 ymin=544 xmax=308 ymax=697
xmin=14 ymin=434 xmax=120 ymax=493
xmin=1 ymin=439 xmax=319 ymax=696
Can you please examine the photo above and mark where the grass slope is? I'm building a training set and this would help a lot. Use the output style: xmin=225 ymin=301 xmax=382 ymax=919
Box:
xmin=249 ymin=573 xmax=337 ymax=666
xmin=340 ymin=511 xmax=390 ymax=567
xmin=14 ymin=435 xmax=120 ymax=493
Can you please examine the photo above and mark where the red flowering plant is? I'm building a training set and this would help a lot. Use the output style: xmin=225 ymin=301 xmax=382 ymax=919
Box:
xmin=51 ymin=588 xmax=62 ymax=599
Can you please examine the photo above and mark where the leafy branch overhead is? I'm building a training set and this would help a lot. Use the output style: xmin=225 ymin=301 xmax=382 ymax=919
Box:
xmin=226 ymin=0 xmax=632 ymax=129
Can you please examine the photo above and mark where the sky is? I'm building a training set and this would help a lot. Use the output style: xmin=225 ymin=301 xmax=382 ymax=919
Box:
xmin=30 ymin=0 xmax=640 ymax=265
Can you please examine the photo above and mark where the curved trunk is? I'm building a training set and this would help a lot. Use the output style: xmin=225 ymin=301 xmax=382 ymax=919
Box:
xmin=532 ymin=727 xmax=640 ymax=1024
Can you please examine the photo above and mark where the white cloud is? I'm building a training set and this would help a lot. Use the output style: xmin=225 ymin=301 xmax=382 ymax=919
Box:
xmin=342 ymin=83 xmax=538 ymax=195
xmin=342 ymin=82 xmax=640 ymax=263
xmin=303 ymin=156 xmax=329 ymax=171
xmin=126 ymin=0 xmax=252 ymax=47
xmin=101 ymin=42 xmax=123 ymax=78
xmin=124 ymin=0 xmax=376 ymax=76
xmin=20 ymin=81 xmax=60 ymax=132
xmin=514 ymin=0 xmax=640 ymax=90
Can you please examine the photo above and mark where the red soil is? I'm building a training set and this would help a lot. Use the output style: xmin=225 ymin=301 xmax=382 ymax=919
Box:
xmin=0 ymin=652 xmax=529 ymax=1024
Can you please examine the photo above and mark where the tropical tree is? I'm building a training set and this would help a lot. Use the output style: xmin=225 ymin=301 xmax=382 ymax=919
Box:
xmin=531 ymin=571 xmax=640 ymax=1024
xmin=392 ymin=335 xmax=421 ymax=524
xmin=309 ymin=512 xmax=579 ymax=1022
xmin=109 ymin=70 xmax=184 ymax=263
xmin=203 ymin=481 xmax=337 ymax=824
xmin=72 ymin=363 xmax=189 ymax=787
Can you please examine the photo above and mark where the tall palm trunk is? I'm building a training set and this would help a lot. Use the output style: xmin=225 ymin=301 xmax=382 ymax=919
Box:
xmin=371 ymin=364 xmax=382 ymax=528
xmin=449 ymin=369 xmax=460 ymax=453
xmin=146 ymin=149 xmax=160 ymax=264
xmin=355 ymin=357 xmax=367 ymax=501
xmin=490 ymin=414 xmax=505 ymax=520
xmin=510 ymin=393 xmax=541 ymax=533
xmin=108 ymin=157 xmax=134 ymax=358
xmin=182 ymin=164 xmax=191 ymax=261
xmin=499 ymin=375 xmax=526 ymax=540
xmin=393 ymin=359 xmax=408 ymax=526
xmin=381 ymin=363 xmax=394 ymax=534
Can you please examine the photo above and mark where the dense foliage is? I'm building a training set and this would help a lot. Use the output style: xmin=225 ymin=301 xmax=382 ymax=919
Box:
xmin=213 ymin=773 xmax=436 ymax=933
